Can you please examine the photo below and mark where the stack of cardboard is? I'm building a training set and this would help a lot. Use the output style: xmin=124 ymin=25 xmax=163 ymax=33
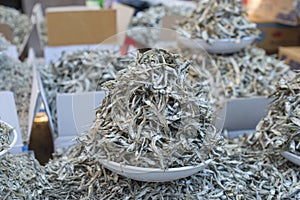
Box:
xmin=244 ymin=0 xmax=300 ymax=54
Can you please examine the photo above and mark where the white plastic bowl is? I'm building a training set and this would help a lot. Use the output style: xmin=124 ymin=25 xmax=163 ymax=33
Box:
xmin=99 ymin=159 xmax=212 ymax=182
xmin=177 ymin=35 xmax=256 ymax=54
xmin=0 ymin=120 xmax=18 ymax=157
xmin=281 ymin=151 xmax=300 ymax=166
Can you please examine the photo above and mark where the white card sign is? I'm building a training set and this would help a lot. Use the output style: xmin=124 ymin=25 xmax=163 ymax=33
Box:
xmin=37 ymin=72 xmax=55 ymax=138
xmin=57 ymin=91 xmax=106 ymax=137
xmin=0 ymin=91 xmax=23 ymax=153
xmin=223 ymin=96 xmax=273 ymax=138
xmin=27 ymin=62 xmax=43 ymax=142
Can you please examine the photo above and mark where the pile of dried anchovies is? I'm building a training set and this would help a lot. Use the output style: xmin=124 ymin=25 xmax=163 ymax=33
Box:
xmin=130 ymin=5 xmax=193 ymax=28
xmin=0 ymin=34 xmax=10 ymax=51
xmin=0 ymin=153 xmax=48 ymax=199
xmin=245 ymin=73 xmax=300 ymax=154
xmin=1 ymin=137 xmax=300 ymax=198
xmin=0 ymin=5 xmax=32 ymax=51
xmin=0 ymin=122 xmax=13 ymax=152
xmin=0 ymin=54 xmax=32 ymax=143
xmin=177 ymin=0 xmax=260 ymax=43
xmin=1 ymin=59 xmax=300 ymax=198
xmin=128 ymin=5 xmax=193 ymax=46
xmin=40 ymin=49 xmax=131 ymax=135
xmin=81 ymin=48 xmax=219 ymax=169
xmin=211 ymin=46 xmax=290 ymax=98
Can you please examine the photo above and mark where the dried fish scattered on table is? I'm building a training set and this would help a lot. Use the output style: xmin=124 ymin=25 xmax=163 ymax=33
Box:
xmin=81 ymin=48 xmax=220 ymax=169
xmin=245 ymin=73 xmax=300 ymax=154
xmin=0 ymin=34 xmax=10 ymax=51
xmin=177 ymin=0 xmax=260 ymax=43
xmin=0 ymin=5 xmax=32 ymax=51
xmin=0 ymin=122 xmax=13 ymax=152
xmin=211 ymin=46 xmax=290 ymax=98
xmin=40 ymin=49 xmax=131 ymax=136
xmin=0 ymin=54 xmax=32 ymax=144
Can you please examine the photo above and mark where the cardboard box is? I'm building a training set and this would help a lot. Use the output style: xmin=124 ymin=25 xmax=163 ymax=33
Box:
xmin=0 ymin=23 xmax=31 ymax=58
xmin=244 ymin=0 xmax=300 ymax=26
xmin=0 ymin=23 xmax=13 ymax=43
xmin=255 ymin=23 xmax=300 ymax=54
xmin=279 ymin=46 xmax=300 ymax=69
xmin=41 ymin=4 xmax=133 ymax=63
xmin=0 ymin=21 xmax=33 ymax=58
xmin=112 ymin=2 xmax=135 ymax=45
xmin=0 ymin=23 xmax=18 ymax=58
xmin=46 ymin=7 xmax=117 ymax=46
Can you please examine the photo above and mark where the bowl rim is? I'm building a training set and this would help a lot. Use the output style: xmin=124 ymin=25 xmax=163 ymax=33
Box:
xmin=0 ymin=120 xmax=18 ymax=157
xmin=99 ymin=158 xmax=213 ymax=173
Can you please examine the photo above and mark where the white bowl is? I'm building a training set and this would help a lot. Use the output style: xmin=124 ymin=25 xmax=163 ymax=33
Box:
xmin=177 ymin=35 xmax=256 ymax=54
xmin=281 ymin=151 xmax=300 ymax=166
xmin=0 ymin=120 xmax=18 ymax=157
xmin=99 ymin=159 xmax=212 ymax=182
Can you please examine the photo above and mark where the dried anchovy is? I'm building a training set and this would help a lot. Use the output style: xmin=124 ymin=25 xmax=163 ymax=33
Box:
xmin=128 ymin=5 xmax=193 ymax=46
xmin=0 ymin=121 xmax=13 ymax=152
xmin=130 ymin=5 xmax=193 ymax=28
xmin=209 ymin=46 xmax=289 ymax=98
xmin=246 ymin=73 xmax=300 ymax=153
xmin=81 ymin=48 xmax=219 ymax=169
xmin=40 ymin=49 xmax=131 ymax=136
xmin=0 ymin=153 xmax=49 ymax=199
xmin=177 ymin=0 xmax=260 ymax=43
xmin=288 ymin=134 xmax=300 ymax=156
xmin=0 ymin=34 xmax=10 ymax=51
xmin=0 ymin=54 xmax=32 ymax=144
xmin=0 ymin=5 xmax=32 ymax=51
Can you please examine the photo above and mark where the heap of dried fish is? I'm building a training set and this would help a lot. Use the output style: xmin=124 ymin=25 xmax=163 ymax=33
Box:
xmin=0 ymin=54 xmax=32 ymax=143
xmin=245 ymin=73 xmax=300 ymax=154
xmin=0 ymin=5 xmax=32 ymax=51
xmin=128 ymin=5 xmax=193 ymax=46
xmin=40 ymin=49 xmax=131 ymax=136
xmin=1 ymin=134 xmax=300 ymax=198
xmin=42 ymin=137 xmax=300 ymax=198
xmin=80 ymin=48 xmax=219 ymax=169
xmin=130 ymin=5 xmax=193 ymax=28
xmin=0 ymin=153 xmax=48 ymax=199
xmin=0 ymin=122 xmax=13 ymax=152
xmin=211 ymin=46 xmax=290 ymax=98
xmin=177 ymin=0 xmax=260 ymax=43
xmin=0 ymin=34 xmax=10 ymax=51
